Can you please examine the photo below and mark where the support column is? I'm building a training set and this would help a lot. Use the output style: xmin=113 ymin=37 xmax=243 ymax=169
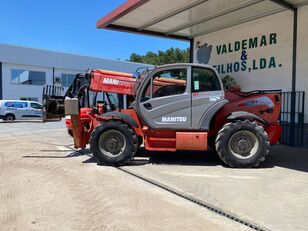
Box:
xmin=290 ymin=8 xmax=298 ymax=146
xmin=190 ymin=39 xmax=194 ymax=63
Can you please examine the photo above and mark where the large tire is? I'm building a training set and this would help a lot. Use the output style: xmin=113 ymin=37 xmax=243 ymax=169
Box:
xmin=215 ymin=120 xmax=269 ymax=168
xmin=90 ymin=121 xmax=138 ymax=166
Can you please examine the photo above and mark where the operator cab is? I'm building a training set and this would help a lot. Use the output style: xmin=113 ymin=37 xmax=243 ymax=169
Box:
xmin=136 ymin=64 xmax=225 ymax=130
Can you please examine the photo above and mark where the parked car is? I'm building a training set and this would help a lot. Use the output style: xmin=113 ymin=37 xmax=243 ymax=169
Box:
xmin=0 ymin=100 xmax=42 ymax=121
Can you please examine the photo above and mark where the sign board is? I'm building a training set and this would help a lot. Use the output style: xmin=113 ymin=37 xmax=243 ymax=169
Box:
xmin=194 ymin=11 xmax=293 ymax=92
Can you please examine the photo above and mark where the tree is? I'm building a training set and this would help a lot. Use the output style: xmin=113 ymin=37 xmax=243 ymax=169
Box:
xmin=129 ymin=47 xmax=190 ymax=65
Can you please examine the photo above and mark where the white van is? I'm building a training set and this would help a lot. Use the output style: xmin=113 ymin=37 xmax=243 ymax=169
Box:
xmin=0 ymin=100 xmax=42 ymax=121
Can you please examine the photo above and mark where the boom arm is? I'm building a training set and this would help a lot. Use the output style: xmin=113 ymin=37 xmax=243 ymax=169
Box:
xmin=42 ymin=69 xmax=139 ymax=121
xmin=90 ymin=69 xmax=140 ymax=96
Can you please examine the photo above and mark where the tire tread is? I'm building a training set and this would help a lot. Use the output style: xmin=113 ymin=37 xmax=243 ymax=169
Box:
xmin=215 ymin=120 xmax=269 ymax=168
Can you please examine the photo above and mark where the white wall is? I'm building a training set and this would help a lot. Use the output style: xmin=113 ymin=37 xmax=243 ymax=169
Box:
xmin=2 ymin=62 xmax=147 ymax=103
xmin=3 ymin=64 xmax=91 ymax=102
xmin=2 ymin=63 xmax=53 ymax=102
xmin=194 ymin=11 xmax=294 ymax=91
xmin=0 ymin=44 xmax=152 ymax=103
xmin=194 ymin=9 xmax=308 ymax=123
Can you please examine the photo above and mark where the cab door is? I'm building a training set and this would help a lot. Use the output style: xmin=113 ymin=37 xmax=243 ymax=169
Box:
xmin=191 ymin=66 xmax=225 ymax=129
xmin=29 ymin=102 xmax=43 ymax=119
xmin=136 ymin=65 xmax=192 ymax=130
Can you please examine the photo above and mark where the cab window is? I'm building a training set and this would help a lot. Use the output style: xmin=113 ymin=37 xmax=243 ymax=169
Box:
xmin=152 ymin=69 xmax=187 ymax=98
xmin=30 ymin=103 xmax=42 ymax=109
xmin=140 ymin=81 xmax=151 ymax=102
xmin=192 ymin=67 xmax=221 ymax=92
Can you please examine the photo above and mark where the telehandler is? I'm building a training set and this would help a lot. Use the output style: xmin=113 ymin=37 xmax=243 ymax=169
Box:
xmin=43 ymin=64 xmax=282 ymax=168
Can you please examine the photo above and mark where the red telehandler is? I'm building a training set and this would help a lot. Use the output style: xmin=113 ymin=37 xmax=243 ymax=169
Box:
xmin=43 ymin=64 xmax=282 ymax=168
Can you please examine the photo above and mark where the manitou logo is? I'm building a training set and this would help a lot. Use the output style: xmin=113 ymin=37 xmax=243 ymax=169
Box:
xmin=162 ymin=117 xmax=187 ymax=123
xmin=103 ymin=78 xmax=120 ymax=85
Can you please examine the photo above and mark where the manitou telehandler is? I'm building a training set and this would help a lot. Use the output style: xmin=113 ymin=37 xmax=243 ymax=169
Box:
xmin=43 ymin=64 xmax=282 ymax=168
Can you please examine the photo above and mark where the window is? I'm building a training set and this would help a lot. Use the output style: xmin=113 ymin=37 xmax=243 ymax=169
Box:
xmin=11 ymin=69 xmax=46 ymax=85
xmin=4 ymin=101 xmax=28 ymax=108
xmin=61 ymin=73 xmax=75 ymax=87
xmin=30 ymin=103 xmax=42 ymax=109
xmin=20 ymin=97 xmax=38 ymax=102
xmin=152 ymin=69 xmax=187 ymax=98
xmin=140 ymin=81 xmax=151 ymax=102
xmin=192 ymin=67 xmax=221 ymax=92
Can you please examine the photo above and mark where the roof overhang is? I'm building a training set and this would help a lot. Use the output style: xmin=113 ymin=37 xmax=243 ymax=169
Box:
xmin=97 ymin=0 xmax=308 ymax=41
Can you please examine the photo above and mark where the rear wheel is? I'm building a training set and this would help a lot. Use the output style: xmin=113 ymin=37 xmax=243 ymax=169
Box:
xmin=4 ymin=114 xmax=15 ymax=122
xmin=90 ymin=121 xmax=138 ymax=166
xmin=215 ymin=120 xmax=269 ymax=168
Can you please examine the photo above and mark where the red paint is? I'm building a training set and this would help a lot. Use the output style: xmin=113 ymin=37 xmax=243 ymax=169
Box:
xmin=176 ymin=132 xmax=208 ymax=150
xmin=65 ymin=70 xmax=282 ymax=154
xmin=265 ymin=123 xmax=282 ymax=145
xmin=96 ymin=0 xmax=150 ymax=28
xmin=209 ymin=90 xmax=282 ymax=139
xmin=90 ymin=69 xmax=139 ymax=95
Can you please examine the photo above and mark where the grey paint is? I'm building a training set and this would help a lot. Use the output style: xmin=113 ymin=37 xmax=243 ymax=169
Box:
xmin=142 ymin=93 xmax=192 ymax=130
xmin=196 ymin=42 xmax=213 ymax=64
xmin=101 ymin=111 xmax=139 ymax=128
xmin=137 ymin=65 xmax=192 ymax=130
xmin=136 ymin=63 xmax=225 ymax=130
xmin=199 ymin=99 xmax=229 ymax=130
xmin=192 ymin=93 xmax=225 ymax=129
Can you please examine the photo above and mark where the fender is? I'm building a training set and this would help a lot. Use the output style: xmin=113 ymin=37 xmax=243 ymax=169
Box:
xmin=199 ymin=99 xmax=229 ymax=130
xmin=100 ymin=111 xmax=139 ymax=128
xmin=227 ymin=111 xmax=269 ymax=126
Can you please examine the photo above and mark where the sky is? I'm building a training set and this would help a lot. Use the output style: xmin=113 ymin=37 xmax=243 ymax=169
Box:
xmin=0 ymin=0 xmax=189 ymax=61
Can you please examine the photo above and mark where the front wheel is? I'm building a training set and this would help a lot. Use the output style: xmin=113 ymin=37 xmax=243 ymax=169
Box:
xmin=4 ymin=114 xmax=15 ymax=122
xmin=90 ymin=121 xmax=138 ymax=166
xmin=215 ymin=120 xmax=269 ymax=168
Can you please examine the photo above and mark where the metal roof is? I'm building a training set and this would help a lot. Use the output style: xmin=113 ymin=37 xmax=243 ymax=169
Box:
xmin=97 ymin=0 xmax=308 ymax=40
xmin=0 ymin=43 xmax=150 ymax=73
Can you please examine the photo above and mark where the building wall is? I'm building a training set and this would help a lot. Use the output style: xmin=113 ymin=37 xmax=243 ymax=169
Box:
xmin=2 ymin=63 xmax=84 ymax=102
xmin=0 ymin=44 xmax=150 ymax=103
xmin=194 ymin=11 xmax=293 ymax=91
xmin=194 ymin=8 xmax=307 ymax=124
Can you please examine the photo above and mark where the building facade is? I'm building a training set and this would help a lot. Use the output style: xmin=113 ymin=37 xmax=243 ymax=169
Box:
xmin=193 ymin=5 xmax=308 ymax=147
xmin=96 ymin=0 xmax=308 ymax=147
xmin=0 ymin=44 xmax=147 ymax=102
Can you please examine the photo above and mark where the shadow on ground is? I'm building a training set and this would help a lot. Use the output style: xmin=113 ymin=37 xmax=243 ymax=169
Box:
xmin=262 ymin=145 xmax=308 ymax=173
xmin=135 ymin=148 xmax=222 ymax=166
xmin=23 ymin=145 xmax=308 ymax=173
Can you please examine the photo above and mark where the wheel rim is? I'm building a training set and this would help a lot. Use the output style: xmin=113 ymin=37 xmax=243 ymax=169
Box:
xmin=228 ymin=130 xmax=259 ymax=159
xmin=7 ymin=116 xmax=14 ymax=121
xmin=98 ymin=130 xmax=126 ymax=157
